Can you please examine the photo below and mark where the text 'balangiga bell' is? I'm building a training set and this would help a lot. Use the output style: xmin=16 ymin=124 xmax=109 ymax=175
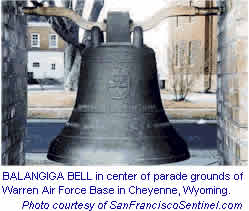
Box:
xmin=47 ymin=12 xmax=190 ymax=165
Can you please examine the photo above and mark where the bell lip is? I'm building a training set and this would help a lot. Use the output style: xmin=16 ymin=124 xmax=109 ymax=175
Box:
xmin=47 ymin=152 xmax=190 ymax=165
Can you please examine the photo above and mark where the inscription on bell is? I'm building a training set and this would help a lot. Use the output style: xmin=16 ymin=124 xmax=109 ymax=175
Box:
xmin=77 ymin=104 xmax=105 ymax=113
xmin=109 ymin=103 xmax=165 ymax=113
xmin=120 ymin=104 xmax=157 ymax=113
xmin=108 ymin=73 xmax=130 ymax=100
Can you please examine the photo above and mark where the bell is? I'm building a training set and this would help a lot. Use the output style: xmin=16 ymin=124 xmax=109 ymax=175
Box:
xmin=47 ymin=12 xmax=190 ymax=165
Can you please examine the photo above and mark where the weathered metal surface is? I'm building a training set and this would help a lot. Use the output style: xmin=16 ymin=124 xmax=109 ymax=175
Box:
xmin=106 ymin=12 xmax=131 ymax=42
xmin=47 ymin=12 xmax=190 ymax=165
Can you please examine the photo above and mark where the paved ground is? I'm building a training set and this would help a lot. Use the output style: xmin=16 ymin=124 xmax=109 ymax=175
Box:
xmin=25 ymin=120 xmax=217 ymax=153
xmin=24 ymin=120 xmax=219 ymax=166
xmin=160 ymin=91 xmax=216 ymax=103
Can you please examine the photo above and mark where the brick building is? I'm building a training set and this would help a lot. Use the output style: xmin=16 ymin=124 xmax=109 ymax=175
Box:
xmin=2 ymin=1 xmax=27 ymax=165
xmin=27 ymin=18 xmax=65 ymax=81
xmin=216 ymin=0 xmax=248 ymax=165
xmin=167 ymin=0 xmax=217 ymax=92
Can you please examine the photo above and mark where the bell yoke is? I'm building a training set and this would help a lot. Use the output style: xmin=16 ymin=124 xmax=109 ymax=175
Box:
xmin=46 ymin=12 xmax=190 ymax=165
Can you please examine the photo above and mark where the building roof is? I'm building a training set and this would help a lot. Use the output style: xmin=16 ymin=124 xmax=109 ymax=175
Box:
xmin=27 ymin=15 xmax=47 ymax=23
xmin=28 ymin=49 xmax=64 ymax=52
xmin=28 ymin=21 xmax=51 ymax=27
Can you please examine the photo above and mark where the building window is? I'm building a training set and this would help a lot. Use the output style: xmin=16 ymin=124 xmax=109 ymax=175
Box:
xmin=51 ymin=64 xmax=56 ymax=70
xmin=189 ymin=1 xmax=192 ymax=23
xmin=189 ymin=16 xmax=192 ymax=23
xmin=49 ymin=34 xmax=58 ymax=48
xmin=33 ymin=62 xmax=40 ymax=68
xmin=188 ymin=41 xmax=192 ymax=65
xmin=176 ymin=16 xmax=179 ymax=27
xmin=175 ymin=44 xmax=179 ymax=66
xmin=31 ymin=33 xmax=40 ymax=48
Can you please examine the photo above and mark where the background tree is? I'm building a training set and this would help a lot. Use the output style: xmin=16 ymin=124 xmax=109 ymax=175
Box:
xmin=31 ymin=0 xmax=104 ymax=91
xmin=167 ymin=40 xmax=203 ymax=101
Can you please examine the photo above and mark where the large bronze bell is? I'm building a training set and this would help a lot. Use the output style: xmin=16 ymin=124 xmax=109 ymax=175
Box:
xmin=47 ymin=12 xmax=190 ymax=165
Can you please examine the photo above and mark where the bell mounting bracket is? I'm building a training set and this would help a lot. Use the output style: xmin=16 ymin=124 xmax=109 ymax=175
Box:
xmin=22 ymin=5 xmax=225 ymax=32
xmin=106 ymin=12 xmax=131 ymax=42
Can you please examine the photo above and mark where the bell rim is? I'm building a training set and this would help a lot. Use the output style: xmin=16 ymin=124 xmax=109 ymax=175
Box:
xmin=47 ymin=151 xmax=190 ymax=165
